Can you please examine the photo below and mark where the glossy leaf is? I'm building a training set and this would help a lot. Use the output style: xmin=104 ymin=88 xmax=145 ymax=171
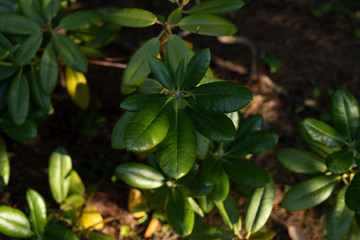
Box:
xmin=0 ymin=66 xmax=18 ymax=81
xmin=40 ymin=43 xmax=58 ymax=95
xmin=277 ymin=148 xmax=327 ymax=175
xmin=184 ymin=175 xmax=213 ymax=197
xmin=124 ymin=101 xmax=171 ymax=152
xmin=43 ymin=223 xmax=79 ymax=240
xmin=166 ymin=188 xmax=195 ymax=236
xmin=1 ymin=118 xmax=37 ymax=142
xmin=48 ymin=147 xmax=72 ymax=204
xmin=59 ymin=10 xmax=103 ymax=31
xmin=52 ymin=34 xmax=88 ymax=73
xmin=111 ymin=111 xmax=136 ymax=150
xmin=345 ymin=172 xmax=360 ymax=212
xmin=0 ymin=137 xmax=10 ymax=188
xmin=188 ymin=197 xmax=204 ymax=217
xmin=19 ymin=0 xmax=44 ymax=25
xmin=179 ymin=15 xmax=237 ymax=36
xmin=212 ymin=170 xmax=230 ymax=202
xmin=65 ymin=67 xmax=90 ymax=110
xmin=330 ymin=89 xmax=360 ymax=141
xmin=68 ymin=170 xmax=85 ymax=195
xmin=188 ymin=224 xmax=233 ymax=240
xmin=181 ymin=49 xmax=210 ymax=89
xmin=0 ymin=14 xmax=41 ymax=34
xmin=198 ymin=195 xmax=214 ymax=213
xmin=186 ymin=107 xmax=235 ymax=141
xmin=7 ymin=72 xmax=30 ymax=126
xmin=115 ymin=163 xmax=165 ymax=189
xmin=197 ymin=133 xmax=209 ymax=160
xmin=301 ymin=118 xmax=346 ymax=147
xmin=214 ymin=193 xmax=241 ymax=234
xmin=137 ymin=78 xmax=163 ymax=93
xmin=201 ymin=160 xmax=223 ymax=185
xmin=0 ymin=205 xmax=33 ymax=238
xmin=26 ymin=189 xmax=47 ymax=236
xmin=149 ymin=57 xmax=175 ymax=89
xmin=223 ymin=158 xmax=270 ymax=188
xmin=29 ymin=69 xmax=51 ymax=111
xmin=121 ymin=38 xmax=160 ymax=94
xmin=281 ymin=175 xmax=340 ymax=211
xmin=327 ymin=186 xmax=354 ymax=240
xmin=60 ymin=194 xmax=85 ymax=211
xmin=165 ymin=35 xmax=192 ymax=74
xmin=157 ymin=109 xmax=197 ymax=179
xmin=235 ymin=114 xmax=263 ymax=140
xmin=175 ymin=58 xmax=187 ymax=88
xmin=245 ymin=178 xmax=275 ymax=233
xmin=108 ymin=8 xmax=157 ymax=28
xmin=188 ymin=0 xmax=245 ymax=15
xmin=14 ymin=31 xmax=43 ymax=66
xmin=167 ymin=8 xmax=182 ymax=24
xmin=42 ymin=0 xmax=61 ymax=20
xmin=120 ymin=93 xmax=166 ymax=112
xmin=326 ymin=149 xmax=353 ymax=174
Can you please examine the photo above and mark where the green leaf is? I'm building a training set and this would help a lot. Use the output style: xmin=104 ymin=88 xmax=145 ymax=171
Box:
xmin=179 ymin=15 xmax=237 ymax=36
xmin=214 ymin=193 xmax=241 ymax=234
xmin=149 ymin=57 xmax=175 ymax=89
xmin=184 ymin=178 xmax=213 ymax=197
xmin=175 ymin=58 xmax=187 ymax=88
xmin=301 ymin=118 xmax=347 ymax=147
xmin=59 ymin=10 xmax=103 ymax=31
xmin=88 ymin=232 xmax=116 ymax=240
xmin=42 ymin=0 xmax=61 ymax=20
xmin=330 ymin=89 xmax=360 ymax=141
xmin=48 ymin=147 xmax=72 ymax=204
xmin=19 ymin=0 xmax=45 ymax=25
xmin=166 ymin=188 xmax=195 ymax=236
xmin=326 ymin=149 xmax=353 ymax=174
xmin=52 ymin=34 xmax=88 ymax=73
xmin=198 ymin=195 xmax=214 ymax=213
xmin=212 ymin=170 xmax=230 ymax=202
xmin=281 ymin=175 xmax=340 ymax=211
xmin=190 ymin=82 xmax=253 ymax=113
xmin=68 ymin=170 xmax=85 ymax=195
xmin=0 ymin=137 xmax=10 ymax=188
xmin=165 ymin=35 xmax=192 ymax=74
xmin=124 ymin=101 xmax=171 ymax=152
xmin=120 ymin=93 xmax=166 ymax=112
xmin=111 ymin=111 xmax=136 ymax=150
xmin=137 ymin=78 xmax=163 ymax=93
xmin=0 ymin=32 xmax=12 ymax=49
xmin=201 ymin=160 xmax=223 ymax=185
xmin=167 ymin=8 xmax=182 ymax=24
xmin=107 ymin=8 xmax=157 ymax=28
xmin=277 ymin=148 xmax=327 ymax=175
xmin=7 ymin=72 xmax=30 ymax=126
xmin=236 ymin=114 xmax=263 ymax=140
xmin=327 ymin=186 xmax=354 ymax=240
xmin=60 ymin=194 xmax=85 ymax=211
xmin=347 ymin=221 xmax=360 ymax=240
xmin=245 ymin=178 xmax=275 ymax=233
xmin=196 ymin=133 xmax=209 ymax=160
xmin=0 ymin=118 xmax=37 ymax=142
xmin=121 ymin=38 xmax=160 ymax=94
xmin=26 ymin=189 xmax=47 ymax=236
xmin=40 ymin=43 xmax=59 ymax=95
xmin=345 ymin=172 xmax=360 ymax=212
xmin=188 ymin=0 xmax=245 ymax=15
xmin=188 ymin=223 xmax=233 ymax=240
xmin=0 ymin=66 xmax=18 ymax=82
xmin=14 ymin=31 xmax=43 ymax=67
xmin=0 ymin=14 xmax=41 ymax=34
xmin=29 ymin=69 xmax=51 ymax=111
xmin=43 ymin=223 xmax=79 ymax=240
xmin=0 ymin=205 xmax=33 ymax=238
xmin=181 ymin=49 xmax=210 ymax=90
xmin=115 ymin=163 xmax=165 ymax=189
xmin=223 ymin=158 xmax=270 ymax=188
xmin=187 ymin=197 xmax=204 ymax=217
xmin=186 ymin=107 xmax=235 ymax=141
xmin=157 ymin=109 xmax=197 ymax=179
xmin=250 ymin=232 xmax=276 ymax=240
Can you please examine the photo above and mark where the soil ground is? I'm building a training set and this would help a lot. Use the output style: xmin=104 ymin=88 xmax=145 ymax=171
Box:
xmin=1 ymin=0 xmax=360 ymax=239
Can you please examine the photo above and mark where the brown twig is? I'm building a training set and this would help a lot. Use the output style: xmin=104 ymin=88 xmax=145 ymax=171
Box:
xmin=87 ymin=59 xmax=127 ymax=69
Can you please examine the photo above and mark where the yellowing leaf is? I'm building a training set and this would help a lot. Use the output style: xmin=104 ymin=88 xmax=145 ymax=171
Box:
xmin=144 ymin=218 xmax=160 ymax=238
xmin=65 ymin=67 xmax=90 ymax=110
xmin=80 ymin=204 xmax=104 ymax=230
xmin=183 ymin=39 xmax=194 ymax=50
xmin=128 ymin=188 xmax=146 ymax=218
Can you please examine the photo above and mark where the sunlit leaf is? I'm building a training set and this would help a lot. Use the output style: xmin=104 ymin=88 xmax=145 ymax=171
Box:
xmin=26 ymin=189 xmax=47 ymax=236
xmin=214 ymin=193 xmax=241 ymax=234
xmin=0 ymin=205 xmax=33 ymax=238
xmin=108 ymin=8 xmax=157 ymax=28
xmin=59 ymin=10 xmax=103 ymax=31
xmin=65 ymin=67 xmax=90 ymax=110
xmin=0 ymin=137 xmax=10 ymax=188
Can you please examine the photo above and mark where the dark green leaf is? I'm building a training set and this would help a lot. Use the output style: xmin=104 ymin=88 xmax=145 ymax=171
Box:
xmin=14 ymin=31 xmax=43 ymax=67
xmin=0 ymin=14 xmax=41 ymax=34
xmin=88 ymin=232 xmax=116 ymax=240
xmin=137 ymin=78 xmax=163 ymax=93
xmin=120 ymin=93 xmax=166 ymax=111
xmin=59 ymin=10 xmax=103 ymax=31
xmin=0 ymin=49 xmax=10 ymax=60
xmin=196 ymin=133 xmax=209 ymax=160
xmin=111 ymin=111 xmax=136 ymax=150
xmin=0 ymin=137 xmax=10 ymax=188
xmin=330 ymin=89 xmax=360 ymax=141
xmin=166 ymin=188 xmax=194 ymax=236
xmin=0 ymin=118 xmax=37 ymax=142
xmin=245 ymin=178 xmax=275 ymax=233
xmin=167 ymin=8 xmax=182 ymax=24
xmin=124 ymin=101 xmax=171 ymax=152
xmin=214 ymin=193 xmax=241 ymax=234
xmin=212 ymin=170 xmax=230 ymax=202
xmin=345 ymin=172 xmax=360 ymax=212
xmin=0 ymin=66 xmax=18 ymax=82
xmin=186 ymin=107 xmax=235 ymax=141
xmin=188 ymin=223 xmax=233 ymax=240
xmin=107 ymin=8 xmax=157 ymax=27
xmin=52 ymin=34 xmax=88 ymax=73
xmin=175 ymin=58 xmax=187 ymax=88
xmin=198 ymin=195 xmax=214 ymax=213
xmin=88 ymin=23 xmax=122 ymax=48
xmin=157 ymin=109 xmax=197 ymax=179
xmin=347 ymin=220 xmax=360 ymax=240
xmin=165 ymin=35 xmax=192 ymax=74
xmin=121 ymin=38 xmax=160 ymax=94
xmin=0 ymin=32 xmax=11 ymax=49
xmin=277 ymin=148 xmax=327 ymax=175
xmin=7 ymin=72 xmax=30 ymax=126
xmin=26 ymin=189 xmax=47 ymax=236
xmin=149 ymin=57 xmax=175 ymax=89
xmin=19 ymin=0 xmax=45 ymax=25
xmin=40 ymin=43 xmax=59 ymax=95
xmin=43 ymin=223 xmax=79 ymax=240
xmin=179 ymin=15 xmax=237 ymax=36
xmin=115 ymin=163 xmax=164 ymax=189
xmin=0 ymin=205 xmax=33 ymax=238
xmin=48 ymin=147 xmax=72 ymax=204
xmin=68 ymin=170 xmax=85 ymax=195
xmin=201 ymin=160 xmax=223 ymax=185
xmin=236 ymin=114 xmax=263 ymax=140
xmin=301 ymin=118 xmax=347 ymax=147
xmin=327 ymin=186 xmax=354 ymax=240
xmin=0 ymin=79 xmax=10 ymax=111
xmin=188 ymin=0 xmax=245 ymax=15
xmin=42 ymin=0 xmax=61 ymax=20
xmin=281 ymin=175 xmax=340 ymax=211
xmin=29 ymin=69 xmax=51 ymax=111
xmin=184 ymin=176 xmax=213 ymax=197
xmin=326 ymin=149 xmax=353 ymax=174
xmin=223 ymin=158 xmax=270 ymax=188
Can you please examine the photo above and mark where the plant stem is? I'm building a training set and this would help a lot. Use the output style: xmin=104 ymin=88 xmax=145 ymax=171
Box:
xmin=87 ymin=59 xmax=126 ymax=69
